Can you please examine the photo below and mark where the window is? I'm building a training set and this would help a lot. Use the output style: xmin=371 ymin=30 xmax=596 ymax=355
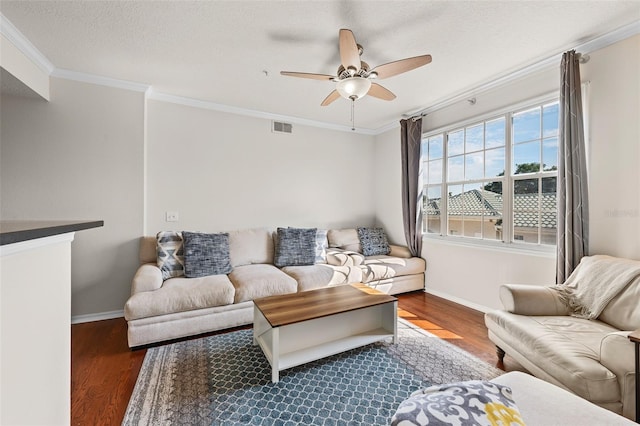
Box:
xmin=422 ymin=100 xmax=559 ymax=246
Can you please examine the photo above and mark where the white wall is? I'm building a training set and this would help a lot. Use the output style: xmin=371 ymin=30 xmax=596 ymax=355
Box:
xmin=373 ymin=126 xmax=405 ymax=245
xmin=0 ymin=77 xmax=145 ymax=317
xmin=145 ymin=100 xmax=376 ymax=234
xmin=374 ymin=34 xmax=640 ymax=310
xmin=582 ymin=34 xmax=640 ymax=259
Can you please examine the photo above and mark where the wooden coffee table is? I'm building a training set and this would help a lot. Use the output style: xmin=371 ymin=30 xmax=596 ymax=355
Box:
xmin=253 ymin=284 xmax=397 ymax=383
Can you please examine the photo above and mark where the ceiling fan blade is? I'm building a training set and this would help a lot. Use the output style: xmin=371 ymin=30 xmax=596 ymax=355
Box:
xmin=339 ymin=29 xmax=360 ymax=72
xmin=367 ymin=83 xmax=396 ymax=101
xmin=280 ymin=71 xmax=335 ymax=81
xmin=321 ymin=90 xmax=341 ymax=106
xmin=371 ymin=54 xmax=432 ymax=79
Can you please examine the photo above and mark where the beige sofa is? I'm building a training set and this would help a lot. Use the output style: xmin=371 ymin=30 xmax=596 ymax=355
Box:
xmin=485 ymin=255 xmax=640 ymax=420
xmin=124 ymin=228 xmax=425 ymax=348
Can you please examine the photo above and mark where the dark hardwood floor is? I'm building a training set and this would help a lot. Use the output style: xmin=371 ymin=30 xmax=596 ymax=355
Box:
xmin=71 ymin=291 xmax=522 ymax=426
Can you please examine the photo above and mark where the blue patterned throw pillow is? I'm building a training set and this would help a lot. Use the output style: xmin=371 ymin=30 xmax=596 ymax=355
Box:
xmin=357 ymin=227 xmax=390 ymax=256
xmin=274 ymin=227 xmax=317 ymax=267
xmin=157 ymin=231 xmax=185 ymax=280
xmin=182 ymin=231 xmax=232 ymax=278
xmin=391 ymin=380 xmax=524 ymax=426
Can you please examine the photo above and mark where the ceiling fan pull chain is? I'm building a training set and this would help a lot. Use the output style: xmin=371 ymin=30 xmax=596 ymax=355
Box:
xmin=351 ymin=98 xmax=355 ymax=131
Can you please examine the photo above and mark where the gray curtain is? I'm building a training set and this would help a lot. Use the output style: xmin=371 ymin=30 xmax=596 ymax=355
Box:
xmin=400 ymin=117 xmax=423 ymax=257
xmin=557 ymin=50 xmax=589 ymax=283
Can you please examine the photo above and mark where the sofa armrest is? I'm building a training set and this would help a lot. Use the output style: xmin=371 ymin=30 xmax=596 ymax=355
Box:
xmin=131 ymin=263 xmax=163 ymax=295
xmin=499 ymin=284 xmax=570 ymax=316
xmin=388 ymin=244 xmax=413 ymax=258
xmin=600 ymin=331 xmax=636 ymax=388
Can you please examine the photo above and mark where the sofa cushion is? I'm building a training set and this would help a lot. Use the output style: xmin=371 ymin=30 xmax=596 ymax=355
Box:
xmin=124 ymin=274 xmax=235 ymax=320
xmin=139 ymin=236 xmax=157 ymax=264
xmin=485 ymin=310 xmax=621 ymax=403
xmin=281 ymin=264 xmax=363 ymax=292
xmin=357 ymin=227 xmax=390 ymax=256
xmin=598 ymin=276 xmax=640 ymax=331
xmin=327 ymin=228 xmax=362 ymax=252
xmin=360 ymin=255 xmax=426 ymax=283
xmin=273 ymin=227 xmax=317 ymax=267
xmin=228 ymin=264 xmax=297 ymax=303
xmin=182 ymin=231 xmax=232 ymax=278
xmin=156 ymin=231 xmax=185 ymax=280
xmin=228 ymin=228 xmax=274 ymax=267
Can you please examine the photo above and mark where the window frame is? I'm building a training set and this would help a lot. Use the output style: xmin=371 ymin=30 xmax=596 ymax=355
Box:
xmin=421 ymin=92 xmax=559 ymax=252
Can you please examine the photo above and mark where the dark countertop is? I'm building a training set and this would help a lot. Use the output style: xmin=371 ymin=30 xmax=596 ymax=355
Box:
xmin=0 ymin=220 xmax=104 ymax=245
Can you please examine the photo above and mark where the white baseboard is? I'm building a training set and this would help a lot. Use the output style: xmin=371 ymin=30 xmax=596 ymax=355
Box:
xmin=423 ymin=288 xmax=492 ymax=314
xmin=69 ymin=291 xmax=491 ymax=324
xmin=71 ymin=309 xmax=124 ymax=324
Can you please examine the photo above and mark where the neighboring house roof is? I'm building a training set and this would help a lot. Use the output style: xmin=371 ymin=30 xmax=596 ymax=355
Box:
xmin=425 ymin=189 xmax=557 ymax=228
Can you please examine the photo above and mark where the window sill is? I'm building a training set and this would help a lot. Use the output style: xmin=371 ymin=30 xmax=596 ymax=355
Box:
xmin=422 ymin=234 xmax=556 ymax=258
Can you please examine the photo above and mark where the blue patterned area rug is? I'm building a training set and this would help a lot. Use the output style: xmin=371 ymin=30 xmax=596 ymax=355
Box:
xmin=123 ymin=319 xmax=501 ymax=425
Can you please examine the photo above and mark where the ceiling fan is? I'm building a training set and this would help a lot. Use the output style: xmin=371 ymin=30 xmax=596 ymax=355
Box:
xmin=280 ymin=29 xmax=432 ymax=106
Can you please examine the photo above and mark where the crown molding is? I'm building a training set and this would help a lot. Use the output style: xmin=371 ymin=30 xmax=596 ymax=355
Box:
xmin=146 ymin=90 xmax=378 ymax=136
xmin=3 ymin=10 xmax=636 ymax=137
xmin=52 ymin=68 xmax=151 ymax=92
xmin=372 ymin=120 xmax=400 ymax=136
xmin=0 ymin=12 xmax=54 ymax=74
xmin=402 ymin=20 xmax=640 ymax=119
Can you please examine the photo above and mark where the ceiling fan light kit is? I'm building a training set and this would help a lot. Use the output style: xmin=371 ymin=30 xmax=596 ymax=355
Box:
xmin=336 ymin=77 xmax=371 ymax=100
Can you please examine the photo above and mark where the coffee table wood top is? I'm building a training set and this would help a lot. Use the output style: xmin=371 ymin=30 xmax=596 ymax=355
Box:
xmin=253 ymin=284 xmax=397 ymax=328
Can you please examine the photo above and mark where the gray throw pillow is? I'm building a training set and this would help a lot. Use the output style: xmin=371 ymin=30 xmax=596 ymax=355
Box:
xmin=182 ymin=231 xmax=232 ymax=278
xmin=274 ymin=227 xmax=317 ymax=267
xmin=314 ymin=229 xmax=329 ymax=264
xmin=357 ymin=227 xmax=390 ymax=256
xmin=391 ymin=381 xmax=523 ymax=426
xmin=157 ymin=231 xmax=185 ymax=280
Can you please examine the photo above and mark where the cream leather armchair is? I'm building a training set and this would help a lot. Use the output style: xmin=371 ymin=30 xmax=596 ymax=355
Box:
xmin=485 ymin=256 xmax=640 ymax=421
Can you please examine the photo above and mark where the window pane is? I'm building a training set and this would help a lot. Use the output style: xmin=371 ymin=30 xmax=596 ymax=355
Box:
xmin=542 ymin=137 xmax=558 ymax=171
xmin=428 ymin=159 xmax=443 ymax=183
xmin=448 ymin=130 xmax=464 ymax=157
xmin=513 ymin=141 xmax=541 ymax=174
xmin=513 ymin=107 xmax=541 ymax=143
xmin=514 ymin=178 xmax=539 ymax=195
xmin=513 ymin=178 xmax=540 ymax=244
xmin=462 ymin=183 xmax=482 ymax=238
xmin=447 ymin=184 xmax=463 ymax=236
xmin=485 ymin=147 xmax=505 ymax=178
xmin=465 ymin=124 xmax=483 ymax=153
xmin=448 ymin=156 xmax=464 ymax=181
xmin=543 ymin=103 xmax=559 ymax=137
xmin=427 ymin=185 xmax=442 ymax=200
xmin=428 ymin=135 xmax=444 ymax=160
xmin=465 ymin=152 xmax=484 ymax=180
xmin=541 ymin=177 xmax=557 ymax=245
xmin=485 ymin=117 xmax=505 ymax=148
xmin=482 ymin=182 xmax=503 ymax=241
xmin=424 ymin=185 xmax=442 ymax=234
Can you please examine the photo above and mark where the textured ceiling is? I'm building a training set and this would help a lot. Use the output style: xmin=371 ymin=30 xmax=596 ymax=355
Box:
xmin=1 ymin=1 xmax=639 ymax=131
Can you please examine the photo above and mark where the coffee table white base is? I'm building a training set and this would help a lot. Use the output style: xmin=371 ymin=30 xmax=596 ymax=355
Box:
xmin=253 ymin=302 xmax=397 ymax=383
